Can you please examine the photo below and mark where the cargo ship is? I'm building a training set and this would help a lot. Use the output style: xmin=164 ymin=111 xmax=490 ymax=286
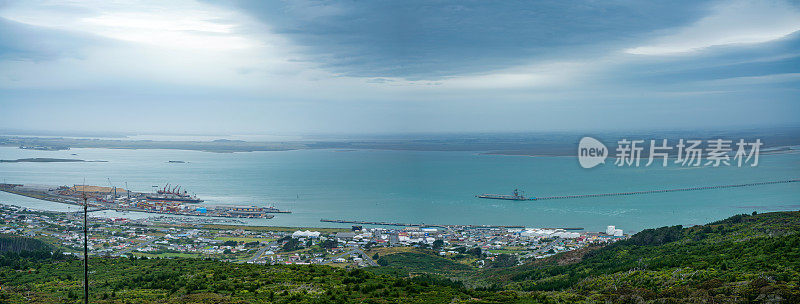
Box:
xmin=146 ymin=184 xmax=203 ymax=203
xmin=263 ymin=205 xmax=291 ymax=213
xmin=476 ymin=189 xmax=535 ymax=201
xmin=145 ymin=194 xmax=203 ymax=203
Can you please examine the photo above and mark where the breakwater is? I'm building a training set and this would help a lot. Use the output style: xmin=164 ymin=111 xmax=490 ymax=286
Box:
xmin=320 ymin=219 xmax=526 ymax=229
xmin=479 ymin=179 xmax=800 ymax=201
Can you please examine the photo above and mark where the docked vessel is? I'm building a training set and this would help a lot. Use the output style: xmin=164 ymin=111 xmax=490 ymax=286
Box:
xmin=145 ymin=195 xmax=203 ymax=203
xmin=476 ymin=189 xmax=535 ymax=201
xmin=146 ymin=184 xmax=203 ymax=203
xmin=263 ymin=205 xmax=291 ymax=213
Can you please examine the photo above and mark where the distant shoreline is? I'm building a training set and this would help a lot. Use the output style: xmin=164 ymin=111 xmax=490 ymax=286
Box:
xmin=483 ymin=146 xmax=798 ymax=158
xmin=0 ymin=158 xmax=107 ymax=163
xmin=2 ymin=128 xmax=799 ymax=155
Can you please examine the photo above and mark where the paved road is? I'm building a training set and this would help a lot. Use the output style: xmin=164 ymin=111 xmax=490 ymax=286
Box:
xmin=321 ymin=249 xmax=357 ymax=265
xmin=522 ymin=240 xmax=558 ymax=259
xmin=24 ymin=226 xmax=45 ymax=236
xmin=248 ymin=241 xmax=276 ymax=263
xmin=355 ymin=248 xmax=379 ymax=266
xmin=322 ymin=248 xmax=379 ymax=266
xmin=478 ymin=236 xmax=500 ymax=248
xmin=114 ymin=236 xmax=162 ymax=257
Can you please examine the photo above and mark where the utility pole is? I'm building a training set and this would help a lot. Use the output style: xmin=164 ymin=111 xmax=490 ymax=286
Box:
xmin=83 ymin=181 xmax=89 ymax=304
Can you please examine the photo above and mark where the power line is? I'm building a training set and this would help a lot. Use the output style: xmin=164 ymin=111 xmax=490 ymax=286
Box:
xmin=82 ymin=179 xmax=89 ymax=304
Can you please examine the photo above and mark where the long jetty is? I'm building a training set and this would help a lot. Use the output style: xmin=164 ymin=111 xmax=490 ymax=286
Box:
xmin=320 ymin=219 xmax=525 ymax=229
xmin=480 ymin=179 xmax=800 ymax=201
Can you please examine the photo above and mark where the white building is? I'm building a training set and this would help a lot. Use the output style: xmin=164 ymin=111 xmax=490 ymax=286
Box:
xmin=521 ymin=228 xmax=579 ymax=239
xmin=292 ymin=230 xmax=321 ymax=238
xmin=552 ymin=231 xmax=581 ymax=239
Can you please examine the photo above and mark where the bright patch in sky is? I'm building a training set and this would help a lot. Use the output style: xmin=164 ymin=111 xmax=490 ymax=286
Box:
xmin=80 ymin=13 xmax=250 ymax=50
xmin=626 ymin=0 xmax=800 ymax=55
xmin=0 ymin=0 xmax=255 ymax=50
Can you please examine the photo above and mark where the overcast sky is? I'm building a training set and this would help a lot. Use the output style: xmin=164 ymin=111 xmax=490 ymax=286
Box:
xmin=0 ymin=0 xmax=798 ymax=135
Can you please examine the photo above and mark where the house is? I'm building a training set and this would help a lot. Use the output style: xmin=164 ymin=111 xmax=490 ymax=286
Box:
xmin=335 ymin=232 xmax=356 ymax=241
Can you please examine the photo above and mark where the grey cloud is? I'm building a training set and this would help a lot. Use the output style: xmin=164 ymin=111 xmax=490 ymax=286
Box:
xmin=214 ymin=0 xmax=710 ymax=79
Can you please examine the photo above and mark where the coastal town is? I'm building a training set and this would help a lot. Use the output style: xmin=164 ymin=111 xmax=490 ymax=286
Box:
xmin=0 ymin=201 xmax=627 ymax=269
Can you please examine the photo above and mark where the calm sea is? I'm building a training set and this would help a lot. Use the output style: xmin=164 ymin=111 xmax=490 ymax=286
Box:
xmin=1 ymin=146 xmax=798 ymax=232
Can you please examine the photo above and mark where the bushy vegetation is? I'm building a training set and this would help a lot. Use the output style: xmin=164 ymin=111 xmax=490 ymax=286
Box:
xmin=376 ymin=252 xmax=473 ymax=274
xmin=2 ymin=211 xmax=799 ymax=303
xmin=0 ymin=235 xmax=70 ymax=270
xmin=482 ymin=211 xmax=800 ymax=302
xmin=0 ymin=256 xmax=547 ymax=303
xmin=0 ymin=234 xmax=52 ymax=252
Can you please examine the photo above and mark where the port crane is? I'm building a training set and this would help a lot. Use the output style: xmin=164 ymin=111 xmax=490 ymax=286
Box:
xmin=107 ymin=178 xmax=117 ymax=199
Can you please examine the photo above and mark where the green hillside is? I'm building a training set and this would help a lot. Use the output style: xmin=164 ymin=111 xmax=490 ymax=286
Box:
xmin=480 ymin=211 xmax=800 ymax=302
xmin=0 ymin=234 xmax=53 ymax=253
xmin=376 ymin=252 xmax=474 ymax=273
xmin=1 ymin=211 xmax=798 ymax=303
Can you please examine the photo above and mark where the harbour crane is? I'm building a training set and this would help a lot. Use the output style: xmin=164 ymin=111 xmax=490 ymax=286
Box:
xmin=107 ymin=178 xmax=117 ymax=199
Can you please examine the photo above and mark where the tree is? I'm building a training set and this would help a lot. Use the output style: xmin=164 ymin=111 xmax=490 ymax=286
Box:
xmin=283 ymin=238 xmax=301 ymax=251
xmin=320 ymin=239 xmax=338 ymax=249
xmin=466 ymin=247 xmax=482 ymax=257
xmin=491 ymin=254 xmax=517 ymax=268
xmin=432 ymin=240 xmax=444 ymax=250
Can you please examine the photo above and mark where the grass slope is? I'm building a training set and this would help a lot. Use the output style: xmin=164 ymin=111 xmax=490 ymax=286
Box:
xmin=481 ymin=211 xmax=800 ymax=302
xmin=1 ymin=211 xmax=799 ymax=303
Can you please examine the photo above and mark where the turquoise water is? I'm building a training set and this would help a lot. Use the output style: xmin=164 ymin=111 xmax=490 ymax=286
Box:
xmin=1 ymin=146 xmax=798 ymax=232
